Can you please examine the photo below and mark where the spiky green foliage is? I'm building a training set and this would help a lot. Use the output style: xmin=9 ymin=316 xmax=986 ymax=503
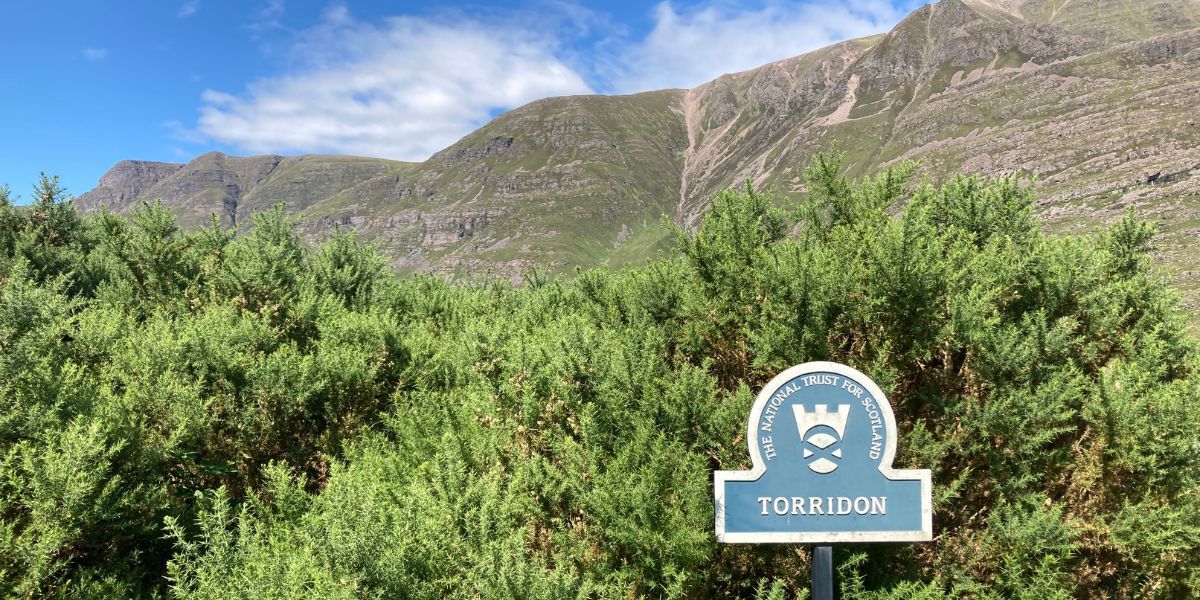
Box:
xmin=2 ymin=155 xmax=1199 ymax=598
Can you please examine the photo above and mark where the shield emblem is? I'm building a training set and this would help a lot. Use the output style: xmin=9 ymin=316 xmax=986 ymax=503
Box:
xmin=793 ymin=404 xmax=850 ymax=473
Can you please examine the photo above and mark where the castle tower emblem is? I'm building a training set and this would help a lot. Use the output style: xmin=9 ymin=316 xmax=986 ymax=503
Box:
xmin=792 ymin=404 xmax=851 ymax=473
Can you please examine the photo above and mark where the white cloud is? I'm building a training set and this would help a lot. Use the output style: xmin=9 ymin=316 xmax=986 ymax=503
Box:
xmin=196 ymin=8 xmax=592 ymax=160
xmin=178 ymin=1 xmax=200 ymax=18
xmin=82 ymin=47 xmax=108 ymax=61
xmin=609 ymin=1 xmax=912 ymax=93
xmin=191 ymin=1 xmax=919 ymax=161
xmin=248 ymin=0 xmax=285 ymax=34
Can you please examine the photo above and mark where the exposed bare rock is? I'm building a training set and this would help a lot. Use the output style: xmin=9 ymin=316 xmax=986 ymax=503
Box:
xmin=75 ymin=160 xmax=183 ymax=213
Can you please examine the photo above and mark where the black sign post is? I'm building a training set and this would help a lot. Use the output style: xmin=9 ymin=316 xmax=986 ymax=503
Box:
xmin=812 ymin=545 xmax=832 ymax=600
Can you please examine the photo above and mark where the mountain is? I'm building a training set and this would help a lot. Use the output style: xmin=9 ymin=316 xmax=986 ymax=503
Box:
xmin=75 ymin=153 xmax=410 ymax=228
xmin=78 ymin=0 xmax=1200 ymax=294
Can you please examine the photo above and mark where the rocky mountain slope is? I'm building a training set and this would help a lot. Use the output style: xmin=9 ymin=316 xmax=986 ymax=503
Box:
xmin=76 ymin=153 xmax=410 ymax=228
xmin=78 ymin=0 xmax=1200 ymax=294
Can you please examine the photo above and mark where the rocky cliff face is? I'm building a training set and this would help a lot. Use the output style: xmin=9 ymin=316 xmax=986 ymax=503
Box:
xmin=78 ymin=0 xmax=1200 ymax=298
xmin=77 ymin=153 xmax=408 ymax=229
xmin=76 ymin=160 xmax=183 ymax=214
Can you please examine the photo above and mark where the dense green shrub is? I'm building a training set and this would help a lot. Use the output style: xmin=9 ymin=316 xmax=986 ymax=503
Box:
xmin=0 ymin=155 xmax=1197 ymax=598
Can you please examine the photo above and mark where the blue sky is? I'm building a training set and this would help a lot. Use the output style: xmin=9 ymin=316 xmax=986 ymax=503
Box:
xmin=0 ymin=0 xmax=922 ymax=201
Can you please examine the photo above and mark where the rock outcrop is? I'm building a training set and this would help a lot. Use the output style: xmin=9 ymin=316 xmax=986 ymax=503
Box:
xmin=75 ymin=160 xmax=183 ymax=214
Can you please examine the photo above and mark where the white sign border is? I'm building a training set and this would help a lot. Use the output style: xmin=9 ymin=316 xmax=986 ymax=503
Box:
xmin=714 ymin=361 xmax=933 ymax=544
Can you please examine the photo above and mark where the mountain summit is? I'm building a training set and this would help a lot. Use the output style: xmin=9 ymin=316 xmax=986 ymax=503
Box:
xmin=79 ymin=0 xmax=1200 ymax=286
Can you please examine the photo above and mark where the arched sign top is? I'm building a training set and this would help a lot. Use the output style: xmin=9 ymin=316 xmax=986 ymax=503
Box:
xmin=742 ymin=362 xmax=902 ymax=475
xmin=715 ymin=361 xmax=932 ymax=544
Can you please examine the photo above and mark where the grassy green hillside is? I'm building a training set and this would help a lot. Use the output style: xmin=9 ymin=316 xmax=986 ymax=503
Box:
xmin=299 ymin=89 xmax=688 ymax=277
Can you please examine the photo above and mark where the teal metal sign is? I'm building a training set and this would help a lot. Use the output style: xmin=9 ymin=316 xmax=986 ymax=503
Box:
xmin=715 ymin=362 xmax=932 ymax=543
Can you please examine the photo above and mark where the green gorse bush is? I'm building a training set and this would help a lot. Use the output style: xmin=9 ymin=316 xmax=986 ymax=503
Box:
xmin=0 ymin=155 xmax=1197 ymax=598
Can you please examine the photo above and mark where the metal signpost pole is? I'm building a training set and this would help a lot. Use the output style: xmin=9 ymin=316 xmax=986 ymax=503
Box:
xmin=812 ymin=545 xmax=832 ymax=600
